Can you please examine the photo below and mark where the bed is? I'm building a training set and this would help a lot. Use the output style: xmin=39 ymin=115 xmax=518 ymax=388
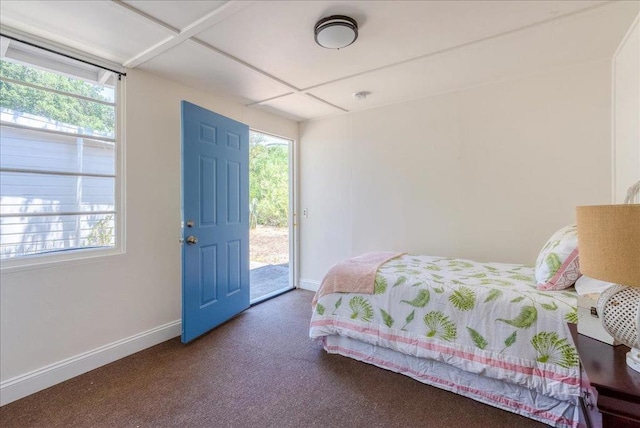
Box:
xmin=309 ymin=253 xmax=580 ymax=427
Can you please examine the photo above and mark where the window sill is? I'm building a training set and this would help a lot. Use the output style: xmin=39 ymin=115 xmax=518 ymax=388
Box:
xmin=0 ymin=246 xmax=125 ymax=274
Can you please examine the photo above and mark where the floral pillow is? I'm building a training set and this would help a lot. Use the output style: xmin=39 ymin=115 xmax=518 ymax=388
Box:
xmin=535 ymin=224 xmax=581 ymax=290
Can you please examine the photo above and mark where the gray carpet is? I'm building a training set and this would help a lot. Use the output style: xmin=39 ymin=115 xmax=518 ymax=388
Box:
xmin=0 ymin=290 xmax=545 ymax=428
xmin=250 ymin=263 xmax=290 ymax=301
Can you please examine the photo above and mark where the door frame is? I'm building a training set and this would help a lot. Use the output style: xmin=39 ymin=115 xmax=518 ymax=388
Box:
xmin=249 ymin=128 xmax=299 ymax=292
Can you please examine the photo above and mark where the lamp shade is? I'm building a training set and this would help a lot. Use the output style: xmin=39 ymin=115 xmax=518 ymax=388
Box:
xmin=576 ymin=204 xmax=640 ymax=287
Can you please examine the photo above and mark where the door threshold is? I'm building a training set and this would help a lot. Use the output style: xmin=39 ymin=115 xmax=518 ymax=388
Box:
xmin=250 ymin=286 xmax=295 ymax=306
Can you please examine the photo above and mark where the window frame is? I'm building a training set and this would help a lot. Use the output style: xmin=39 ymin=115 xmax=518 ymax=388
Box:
xmin=0 ymin=49 xmax=126 ymax=272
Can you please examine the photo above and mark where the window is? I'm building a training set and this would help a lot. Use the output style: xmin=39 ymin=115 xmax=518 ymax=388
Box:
xmin=0 ymin=37 xmax=121 ymax=262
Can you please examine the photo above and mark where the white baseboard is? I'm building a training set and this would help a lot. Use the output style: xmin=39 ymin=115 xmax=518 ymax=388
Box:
xmin=299 ymin=278 xmax=320 ymax=292
xmin=0 ymin=320 xmax=181 ymax=406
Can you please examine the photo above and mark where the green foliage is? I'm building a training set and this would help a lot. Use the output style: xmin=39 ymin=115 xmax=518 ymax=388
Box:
xmin=349 ymin=296 xmax=374 ymax=322
xmin=497 ymin=305 xmax=538 ymax=329
xmin=0 ymin=60 xmax=114 ymax=134
xmin=540 ymin=302 xmax=558 ymax=311
xmin=87 ymin=215 xmax=114 ymax=246
xmin=249 ymin=133 xmax=288 ymax=227
xmin=316 ymin=304 xmax=325 ymax=315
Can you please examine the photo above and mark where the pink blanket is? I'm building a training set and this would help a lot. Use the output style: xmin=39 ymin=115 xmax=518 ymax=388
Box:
xmin=312 ymin=252 xmax=404 ymax=306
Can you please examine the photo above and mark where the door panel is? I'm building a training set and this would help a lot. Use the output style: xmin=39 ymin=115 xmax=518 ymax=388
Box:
xmin=181 ymin=101 xmax=249 ymax=343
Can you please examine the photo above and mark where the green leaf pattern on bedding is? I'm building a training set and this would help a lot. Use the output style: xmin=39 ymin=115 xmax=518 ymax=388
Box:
xmin=531 ymin=332 xmax=578 ymax=369
xmin=545 ymin=253 xmax=562 ymax=274
xmin=484 ymin=289 xmax=502 ymax=303
xmin=402 ymin=310 xmax=415 ymax=330
xmin=374 ymin=274 xmax=387 ymax=295
xmin=332 ymin=297 xmax=343 ymax=315
xmin=424 ymin=311 xmax=457 ymax=342
xmin=312 ymin=254 xmax=579 ymax=372
xmin=400 ymin=289 xmax=430 ymax=307
xmin=449 ymin=286 xmax=476 ymax=311
xmin=564 ymin=309 xmax=578 ymax=324
xmin=497 ymin=305 xmax=538 ymax=328
xmin=467 ymin=327 xmax=489 ymax=349
xmin=349 ymin=296 xmax=374 ymax=322
xmin=380 ymin=309 xmax=394 ymax=328
xmin=393 ymin=276 xmax=408 ymax=288
xmin=504 ymin=331 xmax=517 ymax=349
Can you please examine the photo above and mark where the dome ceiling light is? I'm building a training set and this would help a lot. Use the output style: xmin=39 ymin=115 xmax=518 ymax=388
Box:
xmin=314 ymin=15 xmax=358 ymax=49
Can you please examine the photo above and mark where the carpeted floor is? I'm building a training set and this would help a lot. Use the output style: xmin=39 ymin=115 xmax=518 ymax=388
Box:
xmin=0 ymin=290 xmax=545 ymax=428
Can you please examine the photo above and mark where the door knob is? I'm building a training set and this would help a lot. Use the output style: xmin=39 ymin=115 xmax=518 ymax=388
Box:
xmin=186 ymin=235 xmax=198 ymax=245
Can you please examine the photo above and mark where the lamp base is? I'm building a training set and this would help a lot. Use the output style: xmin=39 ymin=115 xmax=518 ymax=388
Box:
xmin=627 ymin=348 xmax=640 ymax=373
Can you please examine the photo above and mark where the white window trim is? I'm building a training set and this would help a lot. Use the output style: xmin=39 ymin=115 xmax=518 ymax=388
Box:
xmin=0 ymin=70 xmax=127 ymax=272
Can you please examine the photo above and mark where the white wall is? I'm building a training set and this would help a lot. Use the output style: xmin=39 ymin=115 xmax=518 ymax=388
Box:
xmin=0 ymin=68 xmax=298 ymax=403
xmin=613 ymin=14 xmax=640 ymax=203
xmin=458 ymin=61 xmax=612 ymax=263
xmin=299 ymin=59 xmax=612 ymax=288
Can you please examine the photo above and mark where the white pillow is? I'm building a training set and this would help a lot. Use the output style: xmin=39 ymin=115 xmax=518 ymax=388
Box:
xmin=574 ymin=275 xmax=616 ymax=296
xmin=535 ymin=224 xmax=581 ymax=291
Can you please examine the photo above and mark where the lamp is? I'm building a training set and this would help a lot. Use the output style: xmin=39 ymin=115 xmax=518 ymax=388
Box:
xmin=577 ymin=185 xmax=640 ymax=372
xmin=314 ymin=15 xmax=358 ymax=49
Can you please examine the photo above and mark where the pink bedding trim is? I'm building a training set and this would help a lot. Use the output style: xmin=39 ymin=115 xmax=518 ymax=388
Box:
xmin=311 ymin=319 xmax=579 ymax=387
xmin=312 ymin=251 xmax=404 ymax=306
xmin=324 ymin=341 xmax=576 ymax=428
xmin=538 ymin=248 xmax=580 ymax=291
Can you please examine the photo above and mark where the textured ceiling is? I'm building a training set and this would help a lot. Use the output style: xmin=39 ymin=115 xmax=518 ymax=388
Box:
xmin=1 ymin=1 xmax=638 ymax=122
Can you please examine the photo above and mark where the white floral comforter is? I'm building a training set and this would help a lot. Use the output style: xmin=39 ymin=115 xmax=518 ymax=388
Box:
xmin=310 ymin=255 xmax=580 ymax=401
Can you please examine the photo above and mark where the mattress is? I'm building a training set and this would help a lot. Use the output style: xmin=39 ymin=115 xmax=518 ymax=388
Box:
xmin=310 ymin=254 xmax=580 ymax=427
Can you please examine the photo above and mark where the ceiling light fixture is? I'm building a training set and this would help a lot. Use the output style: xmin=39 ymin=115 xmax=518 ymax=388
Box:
xmin=314 ymin=15 xmax=358 ymax=49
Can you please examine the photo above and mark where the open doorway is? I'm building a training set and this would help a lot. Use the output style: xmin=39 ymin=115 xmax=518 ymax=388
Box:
xmin=249 ymin=130 xmax=294 ymax=303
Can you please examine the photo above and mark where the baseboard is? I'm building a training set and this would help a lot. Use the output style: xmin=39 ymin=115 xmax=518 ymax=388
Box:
xmin=0 ymin=320 xmax=181 ymax=406
xmin=299 ymin=278 xmax=320 ymax=292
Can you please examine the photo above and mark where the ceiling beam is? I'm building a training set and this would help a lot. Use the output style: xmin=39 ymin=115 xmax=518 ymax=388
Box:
xmin=112 ymin=0 xmax=348 ymax=115
xmin=111 ymin=0 xmax=179 ymax=34
xmin=117 ymin=0 xmax=255 ymax=68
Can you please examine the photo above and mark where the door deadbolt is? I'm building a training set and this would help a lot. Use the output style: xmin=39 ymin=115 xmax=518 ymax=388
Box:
xmin=186 ymin=236 xmax=198 ymax=245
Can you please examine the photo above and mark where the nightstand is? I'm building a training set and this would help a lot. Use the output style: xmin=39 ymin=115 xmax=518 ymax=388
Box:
xmin=569 ymin=323 xmax=640 ymax=427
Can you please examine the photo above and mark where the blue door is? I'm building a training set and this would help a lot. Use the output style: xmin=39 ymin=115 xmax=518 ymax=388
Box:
xmin=181 ymin=101 xmax=249 ymax=343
